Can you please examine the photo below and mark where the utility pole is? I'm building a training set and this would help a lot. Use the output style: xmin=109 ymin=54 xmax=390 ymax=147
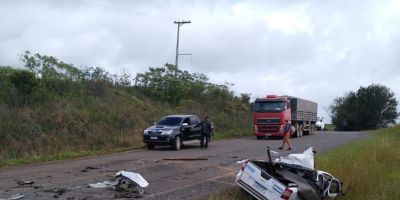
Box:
xmin=174 ymin=20 xmax=191 ymax=67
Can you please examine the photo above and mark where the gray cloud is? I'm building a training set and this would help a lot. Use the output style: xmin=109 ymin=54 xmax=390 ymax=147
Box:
xmin=1 ymin=0 xmax=399 ymax=122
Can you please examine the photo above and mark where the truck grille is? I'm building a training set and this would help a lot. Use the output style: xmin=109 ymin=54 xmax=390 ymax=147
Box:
xmin=256 ymin=118 xmax=280 ymax=124
xmin=257 ymin=125 xmax=280 ymax=133
xmin=148 ymin=130 xmax=162 ymax=135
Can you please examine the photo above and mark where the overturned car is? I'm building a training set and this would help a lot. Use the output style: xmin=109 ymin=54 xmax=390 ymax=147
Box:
xmin=236 ymin=147 xmax=342 ymax=200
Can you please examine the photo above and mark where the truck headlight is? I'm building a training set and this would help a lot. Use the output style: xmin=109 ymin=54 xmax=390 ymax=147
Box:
xmin=161 ymin=130 xmax=173 ymax=135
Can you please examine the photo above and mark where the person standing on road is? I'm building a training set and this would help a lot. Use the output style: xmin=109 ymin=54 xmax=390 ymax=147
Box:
xmin=279 ymin=120 xmax=292 ymax=150
xmin=342 ymin=119 xmax=348 ymax=131
xmin=199 ymin=116 xmax=213 ymax=149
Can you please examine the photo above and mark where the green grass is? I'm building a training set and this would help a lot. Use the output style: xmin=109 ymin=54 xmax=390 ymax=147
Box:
xmin=207 ymin=125 xmax=400 ymax=200
xmin=212 ymin=128 xmax=253 ymax=140
xmin=316 ymin=125 xmax=400 ymax=200
xmin=324 ymin=124 xmax=336 ymax=131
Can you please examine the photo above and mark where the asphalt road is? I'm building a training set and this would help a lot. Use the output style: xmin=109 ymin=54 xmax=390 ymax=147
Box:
xmin=0 ymin=131 xmax=369 ymax=200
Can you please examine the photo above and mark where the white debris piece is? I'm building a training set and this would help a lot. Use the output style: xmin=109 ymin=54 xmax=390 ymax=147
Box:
xmin=115 ymin=171 xmax=149 ymax=188
xmin=0 ymin=194 xmax=24 ymax=200
xmin=276 ymin=147 xmax=315 ymax=169
xmin=88 ymin=181 xmax=116 ymax=189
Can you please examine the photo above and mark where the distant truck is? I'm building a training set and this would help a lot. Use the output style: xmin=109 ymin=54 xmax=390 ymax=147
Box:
xmin=252 ymin=95 xmax=318 ymax=139
xmin=315 ymin=117 xmax=325 ymax=131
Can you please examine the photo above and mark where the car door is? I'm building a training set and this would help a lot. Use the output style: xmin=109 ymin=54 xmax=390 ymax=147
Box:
xmin=190 ymin=116 xmax=201 ymax=138
xmin=181 ymin=117 xmax=191 ymax=140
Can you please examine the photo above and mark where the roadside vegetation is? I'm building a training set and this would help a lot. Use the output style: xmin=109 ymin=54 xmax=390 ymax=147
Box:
xmin=316 ymin=125 xmax=400 ymax=200
xmin=329 ymin=84 xmax=398 ymax=131
xmin=0 ymin=52 xmax=252 ymax=167
xmin=324 ymin=124 xmax=335 ymax=131
xmin=207 ymin=125 xmax=400 ymax=200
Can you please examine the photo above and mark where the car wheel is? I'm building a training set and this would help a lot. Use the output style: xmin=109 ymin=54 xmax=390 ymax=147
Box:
xmin=172 ymin=136 xmax=182 ymax=150
xmin=146 ymin=143 xmax=155 ymax=150
xmin=256 ymin=136 xmax=263 ymax=140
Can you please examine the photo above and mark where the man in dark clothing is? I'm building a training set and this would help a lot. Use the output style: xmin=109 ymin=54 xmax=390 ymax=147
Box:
xmin=199 ymin=116 xmax=212 ymax=149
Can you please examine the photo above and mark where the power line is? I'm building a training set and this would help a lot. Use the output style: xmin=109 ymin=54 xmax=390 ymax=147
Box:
xmin=174 ymin=20 xmax=191 ymax=67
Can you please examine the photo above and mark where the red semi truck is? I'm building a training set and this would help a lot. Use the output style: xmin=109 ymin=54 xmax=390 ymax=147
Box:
xmin=252 ymin=95 xmax=318 ymax=139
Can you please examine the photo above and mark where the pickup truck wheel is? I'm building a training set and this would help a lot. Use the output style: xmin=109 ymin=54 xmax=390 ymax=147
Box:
xmin=256 ymin=136 xmax=263 ymax=140
xmin=146 ymin=143 xmax=155 ymax=150
xmin=172 ymin=136 xmax=182 ymax=150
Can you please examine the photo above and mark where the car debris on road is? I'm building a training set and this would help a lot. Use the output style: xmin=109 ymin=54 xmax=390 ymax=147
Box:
xmin=43 ymin=187 xmax=69 ymax=198
xmin=88 ymin=170 xmax=149 ymax=198
xmin=115 ymin=171 xmax=149 ymax=192
xmin=236 ymin=147 xmax=343 ymax=200
xmin=81 ymin=166 xmax=100 ymax=173
xmin=16 ymin=181 xmax=34 ymax=186
xmin=88 ymin=181 xmax=115 ymax=189
xmin=0 ymin=193 xmax=24 ymax=200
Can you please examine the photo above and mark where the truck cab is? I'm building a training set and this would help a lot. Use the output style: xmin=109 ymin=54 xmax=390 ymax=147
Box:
xmin=252 ymin=95 xmax=292 ymax=139
xmin=252 ymin=95 xmax=318 ymax=139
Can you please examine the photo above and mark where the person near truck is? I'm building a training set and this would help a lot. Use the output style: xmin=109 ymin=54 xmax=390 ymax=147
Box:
xmin=199 ymin=116 xmax=213 ymax=149
xmin=342 ymin=119 xmax=348 ymax=131
xmin=279 ymin=120 xmax=292 ymax=150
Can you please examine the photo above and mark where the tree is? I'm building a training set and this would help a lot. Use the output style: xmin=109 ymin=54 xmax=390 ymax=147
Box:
xmin=20 ymin=51 xmax=84 ymax=81
xmin=9 ymin=70 xmax=38 ymax=105
xmin=330 ymin=84 xmax=398 ymax=130
xmin=134 ymin=64 xmax=208 ymax=104
xmin=240 ymin=93 xmax=251 ymax=104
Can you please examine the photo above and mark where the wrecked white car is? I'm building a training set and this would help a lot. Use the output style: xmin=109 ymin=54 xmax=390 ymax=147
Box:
xmin=236 ymin=147 xmax=342 ymax=200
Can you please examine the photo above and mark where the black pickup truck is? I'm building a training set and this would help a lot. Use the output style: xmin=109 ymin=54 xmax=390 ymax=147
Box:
xmin=143 ymin=115 xmax=203 ymax=150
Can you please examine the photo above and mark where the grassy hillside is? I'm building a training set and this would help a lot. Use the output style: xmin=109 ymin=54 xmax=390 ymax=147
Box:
xmin=207 ymin=125 xmax=400 ymax=200
xmin=0 ymin=52 xmax=252 ymax=167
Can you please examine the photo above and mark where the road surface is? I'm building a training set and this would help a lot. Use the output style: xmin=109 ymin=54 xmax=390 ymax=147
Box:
xmin=0 ymin=131 xmax=368 ymax=200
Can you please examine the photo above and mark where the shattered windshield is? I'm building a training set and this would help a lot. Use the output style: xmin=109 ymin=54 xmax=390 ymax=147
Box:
xmin=254 ymin=101 xmax=286 ymax=113
xmin=156 ymin=117 xmax=182 ymax=126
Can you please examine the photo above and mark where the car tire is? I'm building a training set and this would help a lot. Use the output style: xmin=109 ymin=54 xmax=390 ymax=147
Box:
xmin=146 ymin=143 xmax=155 ymax=150
xmin=172 ymin=136 xmax=182 ymax=150
xmin=256 ymin=136 xmax=263 ymax=140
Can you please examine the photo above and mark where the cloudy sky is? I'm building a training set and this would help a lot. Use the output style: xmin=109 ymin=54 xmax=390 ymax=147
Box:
xmin=1 ymin=0 xmax=400 ymax=122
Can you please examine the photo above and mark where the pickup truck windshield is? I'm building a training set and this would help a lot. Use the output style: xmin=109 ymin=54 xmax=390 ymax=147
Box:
xmin=156 ymin=117 xmax=182 ymax=126
xmin=254 ymin=101 xmax=285 ymax=113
